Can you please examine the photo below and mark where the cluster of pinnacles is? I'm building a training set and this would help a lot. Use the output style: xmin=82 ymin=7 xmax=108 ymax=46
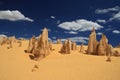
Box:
xmin=27 ymin=28 xmax=51 ymax=60
xmin=0 ymin=36 xmax=22 ymax=48
xmin=26 ymin=27 xmax=120 ymax=61
xmin=87 ymin=27 xmax=119 ymax=56
xmin=60 ymin=39 xmax=77 ymax=54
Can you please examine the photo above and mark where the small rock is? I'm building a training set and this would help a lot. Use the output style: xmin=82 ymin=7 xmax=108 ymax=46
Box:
xmin=106 ymin=57 xmax=111 ymax=62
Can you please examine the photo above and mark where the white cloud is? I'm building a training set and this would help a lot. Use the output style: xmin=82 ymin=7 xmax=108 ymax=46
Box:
xmin=0 ymin=34 xmax=7 ymax=37
xmin=64 ymin=31 xmax=78 ymax=34
xmin=109 ymin=12 xmax=120 ymax=21
xmin=95 ymin=6 xmax=120 ymax=21
xmin=51 ymin=16 xmax=55 ymax=19
xmin=60 ymin=37 xmax=88 ymax=43
xmin=58 ymin=19 xmax=103 ymax=31
xmin=0 ymin=10 xmax=34 ymax=22
xmin=96 ymin=19 xmax=106 ymax=24
xmin=95 ymin=6 xmax=120 ymax=14
xmin=97 ymin=32 xmax=102 ymax=35
xmin=112 ymin=30 xmax=120 ymax=34
xmin=105 ymin=28 xmax=112 ymax=31
xmin=68 ymin=37 xmax=88 ymax=43
xmin=52 ymin=36 xmax=88 ymax=44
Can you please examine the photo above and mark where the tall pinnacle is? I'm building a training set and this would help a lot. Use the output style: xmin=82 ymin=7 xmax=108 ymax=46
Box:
xmin=92 ymin=27 xmax=95 ymax=32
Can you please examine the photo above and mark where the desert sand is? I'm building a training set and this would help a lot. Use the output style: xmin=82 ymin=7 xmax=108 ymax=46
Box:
xmin=0 ymin=40 xmax=120 ymax=80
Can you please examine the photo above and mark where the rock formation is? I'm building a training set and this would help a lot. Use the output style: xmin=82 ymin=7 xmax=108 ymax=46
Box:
xmin=8 ymin=36 xmax=16 ymax=43
xmin=60 ymin=39 xmax=71 ymax=54
xmin=9 ymin=40 xmax=12 ymax=48
xmin=71 ymin=41 xmax=77 ymax=50
xmin=57 ymin=39 xmax=62 ymax=44
xmin=112 ymin=50 xmax=120 ymax=57
xmin=106 ymin=45 xmax=113 ymax=62
xmin=26 ymin=28 xmax=51 ymax=60
xmin=27 ymin=36 xmax=36 ymax=53
xmin=0 ymin=37 xmax=7 ymax=45
xmin=18 ymin=41 xmax=22 ymax=47
xmin=87 ymin=27 xmax=117 ymax=56
xmin=106 ymin=44 xmax=113 ymax=56
xmin=80 ymin=42 xmax=85 ymax=53
xmin=106 ymin=56 xmax=111 ymax=62
xmin=87 ymin=27 xmax=98 ymax=55
xmin=33 ymin=28 xmax=50 ymax=60
xmin=49 ymin=40 xmax=53 ymax=51
xmin=0 ymin=36 xmax=18 ymax=49
xmin=97 ymin=34 xmax=108 ymax=55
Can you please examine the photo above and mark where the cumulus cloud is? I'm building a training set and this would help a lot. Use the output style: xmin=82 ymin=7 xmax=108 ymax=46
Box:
xmin=58 ymin=19 xmax=103 ymax=31
xmin=95 ymin=6 xmax=120 ymax=21
xmin=50 ymin=16 xmax=55 ymax=19
xmin=68 ymin=37 xmax=88 ymax=43
xmin=109 ymin=12 xmax=120 ymax=21
xmin=112 ymin=30 xmax=120 ymax=34
xmin=52 ymin=36 xmax=88 ymax=44
xmin=96 ymin=19 xmax=106 ymax=24
xmin=97 ymin=32 xmax=102 ymax=35
xmin=64 ymin=31 xmax=78 ymax=34
xmin=0 ymin=10 xmax=34 ymax=22
xmin=95 ymin=6 xmax=120 ymax=14
xmin=0 ymin=34 xmax=7 ymax=37
xmin=59 ymin=37 xmax=88 ymax=43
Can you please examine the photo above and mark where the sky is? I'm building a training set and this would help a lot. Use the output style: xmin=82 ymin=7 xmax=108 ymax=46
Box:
xmin=0 ymin=0 xmax=120 ymax=46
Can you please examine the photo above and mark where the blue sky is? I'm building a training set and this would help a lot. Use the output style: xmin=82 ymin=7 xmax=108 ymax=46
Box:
xmin=0 ymin=0 xmax=120 ymax=46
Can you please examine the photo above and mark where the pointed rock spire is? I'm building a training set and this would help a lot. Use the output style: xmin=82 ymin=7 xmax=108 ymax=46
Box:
xmin=97 ymin=34 xmax=108 ymax=55
xmin=33 ymin=28 xmax=50 ymax=60
xmin=57 ymin=39 xmax=62 ymax=44
xmin=49 ymin=40 xmax=53 ymax=51
xmin=92 ymin=27 xmax=95 ymax=32
xmin=87 ymin=27 xmax=97 ymax=54
xmin=87 ymin=29 xmax=116 ymax=56
xmin=27 ymin=36 xmax=36 ymax=53
xmin=80 ymin=42 xmax=85 ymax=53
xmin=71 ymin=41 xmax=77 ymax=50
xmin=60 ymin=39 xmax=71 ymax=54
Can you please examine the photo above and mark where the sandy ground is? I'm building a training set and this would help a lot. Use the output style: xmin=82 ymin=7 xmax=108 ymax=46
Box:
xmin=0 ymin=40 xmax=120 ymax=80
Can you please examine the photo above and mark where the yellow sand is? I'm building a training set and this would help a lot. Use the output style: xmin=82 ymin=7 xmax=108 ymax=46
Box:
xmin=0 ymin=40 xmax=120 ymax=80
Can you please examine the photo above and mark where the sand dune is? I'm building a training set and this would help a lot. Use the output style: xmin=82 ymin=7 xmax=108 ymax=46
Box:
xmin=0 ymin=40 xmax=120 ymax=80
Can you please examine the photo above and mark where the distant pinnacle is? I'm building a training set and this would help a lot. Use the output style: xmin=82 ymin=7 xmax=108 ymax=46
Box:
xmin=92 ymin=27 xmax=95 ymax=32
xmin=43 ymin=27 xmax=47 ymax=31
xmin=102 ymin=33 xmax=105 ymax=37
